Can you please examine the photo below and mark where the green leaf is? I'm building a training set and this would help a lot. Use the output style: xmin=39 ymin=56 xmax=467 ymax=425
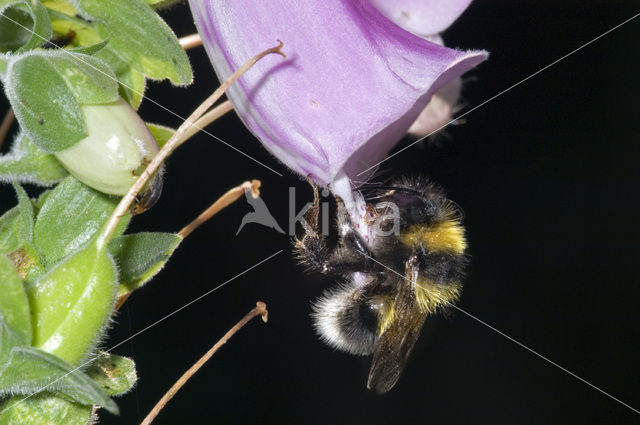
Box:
xmin=108 ymin=232 xmax=181 ymax=296
xmin=6 ymin=54 xmax=83 ymax=152
xmin=48 ymin=53 xmax=119 ymax=104
xmin=47 ymin=7 xmax=101 ymax=46
xmin=145 ymin=0 xmax=182 ymax=8
xmin=67 ymin=39 xmax=108 ymax=56
xmin=0 ymin=54 xmax=7 ymax=79
xmin=0 ymin=207 xmax=23 ymax=255
xmin=0 ymin=347 xmax=117 ymax=414
xmin=146 ymin=122 xmax=174 ymax=148
xmin=5 ymin=50 xmax=119 ymax=152
xmin=110 ymin=52 xmax=147 ymax=109
xmin=0 ymin=133 xmax=69 ymax=186
xmin=86 ymin=352 xmax=137 ymax=397
xmin=0 ymin=183 xmax=34 ymax=255
xmin=33 ymin=176 xmax=128 ymax=268
xmin=0 ymin=255 xmax=31 ymax=360
xmin=33 ymin=187 xmax=52 ymax=211
xmin=0 ymin=0 xmax=52 ymax=52
xmin=40 ymin=0 xmax=76 ymax=16
xmin=6 ymin=242 xmax=46 ymax=284
xmin=0 ymin=393 xmax=92 ymax=425
xmin=25 ymin=240 xmax=118 ymax=365
xmin=11 ymin=182 xmax=32 ymax=243
xmin=75 ymin=0 xmax=192 ymax=107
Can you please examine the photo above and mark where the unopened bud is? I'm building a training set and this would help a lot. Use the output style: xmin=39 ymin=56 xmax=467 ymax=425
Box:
xmin=55 ymin=98 xmax=160 ymax=196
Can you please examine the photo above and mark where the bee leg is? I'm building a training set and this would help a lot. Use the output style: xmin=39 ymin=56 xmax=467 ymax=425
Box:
xmin=294 ymin=233 xmax=377 ymax=275
xmin=341 ymin=228 xmax=373 ymax=259
xmin=307 ymin=179 xmax=320 ymax=231
xmin=294 ymin=181 xmax=332 ymax=272
xmin=294 ymin=190 xmax=377 ymax=275
xmin=294 ymin=218 xmax=353 ymax=275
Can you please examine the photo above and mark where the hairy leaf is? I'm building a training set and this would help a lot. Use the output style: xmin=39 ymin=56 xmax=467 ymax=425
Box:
xmin=146 ymin=122 xmax=174 ymax=148
xmin=47 ymin=7 xmax=101 ymax=46
xmin=86 ymin=352 xmax=137 ymax=397
xmin=0 ymin=208 xmax=22 ymax=255
xmin=11 ymin=182 xmax=32 ymax=243
xmin=40 ymin=0 xmax=75 ymax=15
xmin=0 ymin=393 xmax=92 ymax=425
xmin=0 ymin=347 xmax=117 ymax=414
xmin=75 ymin=0 xmax=192 ymax=107
xmin=5 ymin=50 xmax=118 ymax=152
xmin=0 ymin=183 xmax=33 ymax=255
xmin=0 ymin=255 xmax=31 ymax=360
xmin=33 ymin=176 xmax=128 ymax=268
xmin=108 ymin=232 xmax=181 ymax=296
xmin=145 ymin=0 xmax=182 ymax=9
xmin=0 ymin=0 xmax=52 ymax=52
xmin=25 ymin=240 xmax=118 ymax=364
xmin=6 ymin=242 xmax=46 ymax=284
xmin=0 ymin=133 xmax=68 ymax=186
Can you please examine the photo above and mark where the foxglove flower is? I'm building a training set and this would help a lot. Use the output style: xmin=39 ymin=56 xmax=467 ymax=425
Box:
xmin=367 ymin=0 xmax=475 ymax=138
xmin=190 ymin=0 xmax=485 ymax=180
xmin=368 ymin=0 xmax=474 ymax=39
xmin=190 ymin=0 xmax=486 ymax=236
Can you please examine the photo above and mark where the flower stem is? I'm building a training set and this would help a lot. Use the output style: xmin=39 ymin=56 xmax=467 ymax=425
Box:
xmin=179 ymin=33 xmax=203 ymax=50
xmin=0 ymin=108 xmax=14 ymax=151
xmin=97 ymin=41 xmax=285 ymax=251
xmin=178 ymin=179 xmax=260 ymax=238
xmin=179 ymin=100 xmax=234 ymax=145
xmin=115 ymin=179 xmax=260 ymax=311
xmin=139 ymin=302 xmax=268 ymax=425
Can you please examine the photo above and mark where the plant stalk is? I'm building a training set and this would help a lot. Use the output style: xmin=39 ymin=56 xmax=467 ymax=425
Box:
xmin=97 ymin=42 xmax=285 ymax=251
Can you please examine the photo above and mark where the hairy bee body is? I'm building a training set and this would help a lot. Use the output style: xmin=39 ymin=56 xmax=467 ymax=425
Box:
xmin=294 ymin=177 xmax=467 ymax=392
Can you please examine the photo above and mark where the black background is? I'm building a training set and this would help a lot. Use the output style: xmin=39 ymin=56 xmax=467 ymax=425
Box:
xmin=1 ymin=1 xmax=639 ymax=424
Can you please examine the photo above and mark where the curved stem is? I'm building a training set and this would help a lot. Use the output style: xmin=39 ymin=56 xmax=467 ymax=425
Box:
xmin=179 ymin=33 xmax=203 ymax=50
xmin=97 ymin=42 xmax=285 ymax=251
xmin=178 ymin=179 xmax=260 ymax=238
xmin=140 ymin=302 xmax=268 ymax=425
xmin=115 ymin=179 xmax=260 ymax=310
xmin=0 ymin=108 xmax=15 ymax=150
xmin=180 ymin=100 xmax=234 ymax=144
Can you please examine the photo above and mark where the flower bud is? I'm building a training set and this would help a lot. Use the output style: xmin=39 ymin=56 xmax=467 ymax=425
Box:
xmin=55 ymin=98 xmax=160 ymax=196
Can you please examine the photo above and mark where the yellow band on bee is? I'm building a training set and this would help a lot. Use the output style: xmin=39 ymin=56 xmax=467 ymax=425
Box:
xmin=376 ymin=280 xmax=461 ymax=335
xmin=399 ymin=220 xmax=466 ymax=254
xmin=414 ymin=279 xmax=462 ymax=314
xmin=375 ymin=296 xmax=396 ymax=335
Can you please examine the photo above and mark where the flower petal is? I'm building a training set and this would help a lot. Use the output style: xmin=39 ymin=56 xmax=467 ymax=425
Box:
xmin=408 ymin=77 xmax=462 ymax=137
xmin=190 ymin=0 xmax=487 ymax=186
xmin=368 ymin=0 xmax=473 ymax=37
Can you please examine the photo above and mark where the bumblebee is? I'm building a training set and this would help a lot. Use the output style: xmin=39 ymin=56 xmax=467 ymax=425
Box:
xmin=294 ymin=177 xmax=467 ymax=392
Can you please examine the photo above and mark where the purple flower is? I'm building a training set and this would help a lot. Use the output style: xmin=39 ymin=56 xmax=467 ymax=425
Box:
xmin=189 ymin=0 xmax=486 ymax=190
xmin=369 ymin=0 xmax=474 ymax=38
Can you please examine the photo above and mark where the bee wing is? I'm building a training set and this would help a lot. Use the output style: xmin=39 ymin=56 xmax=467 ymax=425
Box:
xmin=366 ymin=262 xmax=427 ymax=393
